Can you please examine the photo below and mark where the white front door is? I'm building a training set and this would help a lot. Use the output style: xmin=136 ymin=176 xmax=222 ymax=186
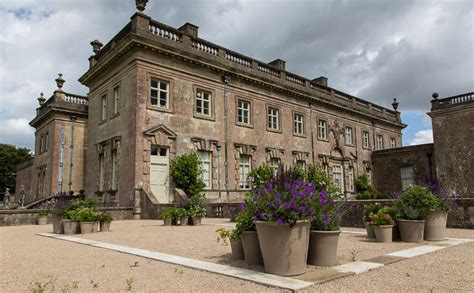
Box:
xmin=150 ymin=145 xmax=169 ymax=203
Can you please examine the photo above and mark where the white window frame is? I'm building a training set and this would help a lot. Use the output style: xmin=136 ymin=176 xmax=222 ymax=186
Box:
xmin=237 ymin=99 xmax=251 ymax=125
xmin=294 ymin=113 xmax=304 ymax=135
xmin=239 ymin=155 xmax=252 ymax=190
xmin=296 ymin=160 xmax=306 ymax=170
xmin=332 ymin=164 xmax=344 ymax=191
xmin=348 ymin=167 xmax=354 ymax=192
xmin=101 ymin=95 xmax=107 ymax=121
xmin=400 ymin=166 xmax=415 ymax=191
xmin=267 ymin=107 xmax=280 ymax=131
xmin=318 ymin=120 xmax=327 ymax=140
xmin=363 ymin=131 xmax=370 ymax=149
xmin=195 ymin=89 xmax=211 ymax=116
xmin=390 ymin=137 xmax=396 ymax=148
xmin=345 ymin=127 xmax=353 ymax=145
xmin=377 ymin=135 xmax=384 ymax=150
xmin=199 ymin=151 xmax=212 ymax=190
xmin=113 ymin=86 xmax=120 ymax=115
xmin=150 ymin=79 xmax=169 ymax=109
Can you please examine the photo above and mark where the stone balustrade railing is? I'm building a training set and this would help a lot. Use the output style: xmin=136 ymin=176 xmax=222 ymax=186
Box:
xmin=432 ymin=92 xmax=474 ymax=110
xmin=89 ymin=14 xmax=401 ymax=124
xmin=65 ymin=94 xmax=89 ymax=105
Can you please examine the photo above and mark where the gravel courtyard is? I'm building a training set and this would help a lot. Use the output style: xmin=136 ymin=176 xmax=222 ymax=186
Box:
xmin=1 ymin=219 xmax=473 ymax=292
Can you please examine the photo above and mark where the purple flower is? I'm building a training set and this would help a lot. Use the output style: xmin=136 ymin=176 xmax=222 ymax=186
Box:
xmin=283 ymin=203 xmax=290 ymax=209
xmin=323 ymin=214 xmax=331 ymax=224
xmin=290 ymin=200 xmax=296 ymax=209
xmin=257 ymin=212 xmax=265 ymax=219
xmin=252 ymin=195 xmax=259 ymax=201
xmin=276 ymin=219 xmax=284 ymax=225
xmin=239 ymin=204 xmax=244 ymax=211
xmin=275 ymin=199 xmax=281 ymax=206
xmin=307 ymin=210 xmax=314 ymax=217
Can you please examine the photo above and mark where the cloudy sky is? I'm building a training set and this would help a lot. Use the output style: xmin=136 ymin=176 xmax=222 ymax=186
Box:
xmin=1 ymin=0 xmax=473 ymax=150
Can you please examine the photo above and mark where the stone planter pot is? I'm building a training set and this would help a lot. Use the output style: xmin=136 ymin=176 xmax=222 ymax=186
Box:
xmin=424 ymin=211 xmax=447 ymax=241
xmin=192 ymin=217 xmax=202 ymax=226
xmin=365 ymin=222 xmax=375 ymax=239
xmin=307 ymin=230 xmax=341 ymax=266
xmin=180 ymin=217 xmax=189 ymax=226
xmin=373 ymin=225 xmax=394 ymax=243
xmin=255 ymin=221 xmax=310 ymax=276
xmin=230 ymin=237 xmax=244 ymax=260
xmin=80 ymin=222 xmax=95 ymax=234
xmin=52 ymin=214 xmax=64 ymax=234
xmin=100 ymin=222 xmax=111 ymax=232
xmin=397 ymin=219 xmax=425 ymax=243
xmin=163 ymin=219 xmax=172 ymax=226
xmin=62 ymin=219 xmax=78 ymax=235
xmin=240 ymin=231 xmax=263 ymax=265
xmin=37 ymin=216 xmax=48 ymax=225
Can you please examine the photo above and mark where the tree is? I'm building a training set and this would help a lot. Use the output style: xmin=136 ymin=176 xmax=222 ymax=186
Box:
xmin=170 ymin=152 xmax=205 ymax=197
xmin=0 ymin=144 xmax=33 ymax=193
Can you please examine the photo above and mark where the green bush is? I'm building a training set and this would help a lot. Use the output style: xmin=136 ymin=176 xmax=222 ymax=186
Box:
xmin=395 ymin=185 xmax=441 ymax=220
xmin=186 ymin=194 xmax=206 ymax=218
xmin=99 ymin=212 xmax=113 ymax=223
xmin=170 ymin=152 xmax=206 ymax=197
xmin=176 ymin=208 xmax=189 ymax=218
xmin=63 ymin=209 xmax=79 ymax=221
xmin=161 ymin=208 xmax=178 ymax=220
xmin=248 ymin=163 xmax=275 ymax=189
xmin=70 ymin=198 xmax=98 ymax=210
xmin=75 ymin=208 xmax=99 ymax=222
xmin=306 ymin=164 xmax=331 ymax=191
xmin=355 ymin=174 xmax=378 ymax=199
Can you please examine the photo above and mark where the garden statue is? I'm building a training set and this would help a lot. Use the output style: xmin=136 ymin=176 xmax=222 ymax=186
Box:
xmin=3 ymin=188 xmax=11 ymax=209
xmin=330 ymin=120 xmax=343 ymax=147
xmin=19 ymin=185 xmax=26 ymax=208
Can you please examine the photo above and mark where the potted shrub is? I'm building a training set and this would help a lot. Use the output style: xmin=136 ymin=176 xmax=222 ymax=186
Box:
xmin=76 ymin=208 xmax=99 ymax=234
xmin=423 ymin=181 xmax=457 ymax=241
xmin=188 ymin=195 xmax=206 ymax=225
xmin=37 ymin=210 xmax=49 ymax=225
xmin=355 ymin=173 xmax=378 ymax=199
xmin=251 ymin=176 xmax=314 ymax=276
xmin=369 ymin=206 xmax=395 ymax=243
xmin=176 ymin=208 xmax=189 ymax=226
xmin=235 ymin=203 xmax=262 ymax=265
xmin=99 ymin=212 xmax=113 ymax=232
xmin=216 ymin=228 xmax=244 ymax=259
xmin=395 ymin=185 xmax=440 ymax=243
xmin=62 ymin=209 xmax=79 ymax=235
xmin=363 ymin=204 xmax=381 ymax=239
xmin=161 ymin=208 xmax=176 ymax=226
xmin=51 ymin=192 xmax=74 ymax=234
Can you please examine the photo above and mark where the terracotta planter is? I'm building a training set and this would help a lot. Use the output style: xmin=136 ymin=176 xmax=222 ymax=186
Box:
xmin=365 ymin=222 xmax=375 ymax=239
xmin=52 ymin=214 xmax=64 ymax=234
xmin=100 ymin=222 xmax=111 ymax=232
xmin=180 ymin=217 xmax=189 ymax=226
xmin=424 ymin=211 xmax=447 ymax=241
xmin=92 ymin=222 xmax=100 ymax=233
xmin=230 ymin=237 xmax=244 ymax=260
xmin=373 ymin=225 xmax=394 ymax=243
xmin=80 ymin=222 xmax=95 ymax=234
xmin=255 ymin=221 xmax=310 ymax=276
xmin=397 ymin=219 xmax=425 ymax=243
xmin=163 ymin=219 xmax=172 ymax=226
xmin=37 ymin=216 xmax=48 ymax=225
xmin=192 ymin=217 xmax=202 ymax=226
xmin=307 ymin=230 xmax=341 ymax=266
xmin=240 ymin=231 xmax=263 ymax=265
xmin=62 ymin=219 xmax=78 ymax=235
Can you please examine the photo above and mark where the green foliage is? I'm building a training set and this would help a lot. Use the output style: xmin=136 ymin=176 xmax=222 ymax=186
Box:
xmin=355 ymin=174 xmax=378 ymax=199
xmin=37 ymin=210 xmax=48 ymax=217
xmin=63 ymin=209 xmax=79 ymax=221
xmin=75 ymin=208 xmax=99 ymax=222
xmin=0 ymin=143 xmax=32 ymax=194
xmin=29 ymin=275 xmax=56 ymax=293
xmin=395 ymin=185 xmax=441 ymax=220
xmin=306 ymin=164 xmax=331 ymax=191
xmin=161 ymin=208 xmax=178 ymax=220
xmin=290 ymin=166 xmax=306 ymax=182
xmin=187 ymin=194 xmax=206 ymax=218
xmin=70 ymin=198 xmax=98 ymax=210
xmin=248 ymin=163 xmax=274 ymax=189
xmin=170 ymin=152 xmax=206 ymax=197
xmin=368 ymin=206 xmax=395 ymax=226
xmin=126 ymin=278 xmax=134 ymax=291
xmin=363 ymin=203 xmax=382 ymax=220
xmin=99 ymin=212 xmax=113 ymax=223
xmin=215 ymin=228 xmax=231 ymax=245
xmin=175 ymin=208 xmax=189 ymax=218
xmin=234 ymin=198 xmax=256 ymax=236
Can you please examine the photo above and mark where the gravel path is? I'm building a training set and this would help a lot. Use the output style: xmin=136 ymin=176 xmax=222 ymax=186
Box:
xmin=1 ymin=219 xmax=473 ymax=292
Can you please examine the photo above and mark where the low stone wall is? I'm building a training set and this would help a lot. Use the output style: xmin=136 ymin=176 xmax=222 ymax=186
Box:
xmin=341 ymin=198 xmax=474 ymax=229
xmin=0 ymin=207 xmax=134 ymax=227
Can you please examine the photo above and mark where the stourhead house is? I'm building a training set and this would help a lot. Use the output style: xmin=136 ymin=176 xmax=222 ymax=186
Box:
xmin=16 ymin=0 xmax=409 ymax=216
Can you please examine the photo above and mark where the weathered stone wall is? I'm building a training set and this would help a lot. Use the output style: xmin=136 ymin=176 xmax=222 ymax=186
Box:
xmin=15 ymin=159 xmax=34 ymax=204
xmin=371 ymin=144 xmax=436 ymax=197
xmin=430 ymin=102 xmax=474 ymax=198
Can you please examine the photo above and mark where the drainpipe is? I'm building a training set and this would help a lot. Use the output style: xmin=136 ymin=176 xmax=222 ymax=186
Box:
xmin=309 ymin=102 xmax=315 ymax=164
xmin=68 ymin=116 xmax=77 ymax=192
xmin=57 ymin=124 xmax=65 ymax=192
xmin=223 ymin=74 xmax=231 ymax=202
xmin=215 ymin=143 xmax=222 ymax=199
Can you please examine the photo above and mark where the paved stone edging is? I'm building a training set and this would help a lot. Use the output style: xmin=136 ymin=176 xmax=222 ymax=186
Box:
xmin=37 ymin=233 xmax=473 ymax=291
xmin=37 ymin=233 xmax=314 ymax=291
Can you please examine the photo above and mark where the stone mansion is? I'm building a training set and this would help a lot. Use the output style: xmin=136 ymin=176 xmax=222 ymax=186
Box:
xmin=16 ymin=1 xmax=407 ymax=215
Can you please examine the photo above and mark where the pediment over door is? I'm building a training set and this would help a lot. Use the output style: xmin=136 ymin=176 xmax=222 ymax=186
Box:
xmin=143 ymin=124 xmax=177 ymax=145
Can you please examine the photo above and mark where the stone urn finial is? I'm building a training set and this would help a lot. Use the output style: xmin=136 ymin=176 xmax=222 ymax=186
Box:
xmin=136 ymin=0 xmax=149 ymax=12
xmin=55 ymin=73 xmax=65 ymax=92
xmin=38 ymin=92 xmax=46 ymax=106
xmin=392 ymin=98 xmax=399 ymax=111
xmin=432 ymin=92 xmax=439 ymax=100
xmin=90 ymin=39 xmax=103 ymax=54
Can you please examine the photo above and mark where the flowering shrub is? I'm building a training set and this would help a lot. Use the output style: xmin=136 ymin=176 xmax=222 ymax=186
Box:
xmin=363 ymin=203 xmax=382 ymax=222
xmin=395 ymin=185 xmax=440 ymax=220
xmin=368 ymin=206 xmax=395 ymax=226
xmin=424 ymin=181 xmax=458 ymax=211
xmin=310 ymin=189 xmax=344 ymax=231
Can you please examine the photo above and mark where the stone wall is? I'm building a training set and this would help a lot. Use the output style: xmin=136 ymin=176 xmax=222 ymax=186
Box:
xmin=371 ymin=144 xmax=436 ymax=197
xmin=15 ymin=159 xmax=34 ymax=204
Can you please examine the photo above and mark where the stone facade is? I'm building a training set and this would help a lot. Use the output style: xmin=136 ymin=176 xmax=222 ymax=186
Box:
xmin=17 ymin=9 xmax=406 ymax=214
xmin=372 ymin=144 xmax=436 ymax=197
